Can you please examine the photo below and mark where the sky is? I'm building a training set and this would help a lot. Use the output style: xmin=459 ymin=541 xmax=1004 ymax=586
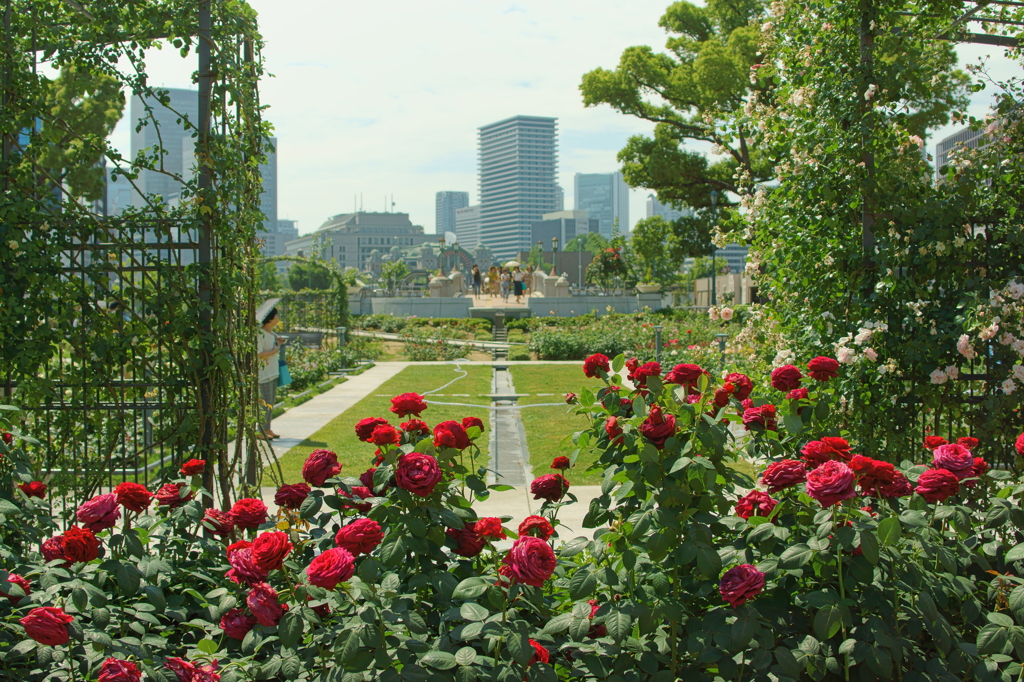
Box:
xmin=107 ymin=1 xmax=1022 ymax=237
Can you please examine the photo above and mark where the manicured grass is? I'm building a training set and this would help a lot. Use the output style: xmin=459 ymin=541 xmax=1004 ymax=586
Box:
xmin=512 ymin=365 xmax=607 ymax=485
xmin=274 ymin=365 xmax=493 ymax=484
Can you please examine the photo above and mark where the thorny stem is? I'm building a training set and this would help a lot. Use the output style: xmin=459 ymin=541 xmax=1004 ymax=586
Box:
xmin=834 ymin=505 xmax=850 ymax=682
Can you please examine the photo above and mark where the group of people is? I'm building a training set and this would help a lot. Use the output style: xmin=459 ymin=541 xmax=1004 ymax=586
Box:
xmin=470 ymin=264 xmax=536 ymax=304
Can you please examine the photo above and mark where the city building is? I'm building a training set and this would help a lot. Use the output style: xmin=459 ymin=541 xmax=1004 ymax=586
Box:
xmin=284 ymin=211 xmax=432 ymax=272
xmin=530 ymin=210 xmax=599 ymax=248
xmin=455 ymin=204 xmax=482 ymax=246
xmin=259 ymin=137 xmax=277 ymax=231
xmin=435 ymin=191 xmax=469 ymax=236
xmin=100 ymin=167 xmax=134 ymax=216
xmin=574 ymin=171 xmax=629 ymax=238
xmin=935 ymin=126 xmax=988 ymax=177
xmin=262 ymin=219 xmax=299 ymax=274
xmin=646 ymin=194 xmax=694 ymax=222
xmin=478 ymin=115 xmax=560 ymax=260
xmin=130 ymin=87 xmax=200 ymax=205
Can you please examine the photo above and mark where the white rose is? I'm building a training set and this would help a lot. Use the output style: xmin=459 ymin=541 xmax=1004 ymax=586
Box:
xmin=720 ymin=307 xmax=734 ymax=321
xmin=1002 ymin=378 xmax=1016 ymax=395
xmin=945 ymin=366 xmax=959 ymax=381
xmin=929 ymin=369 xmax=948 ymax=385
xmin=864 ymin=347 xmax=878 ymax=362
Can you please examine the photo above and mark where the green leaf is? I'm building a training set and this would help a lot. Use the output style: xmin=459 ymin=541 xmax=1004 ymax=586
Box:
xmin=335 ymin=629 xmax=361 ymax=663
xmin=299 ymin=493 xmax=322 ymax=519
xmin=986 ymin=612 xmax=1014 ymax=627
xmin=459 ymin=603 xmax=489 ymax=622
xmin=977 ymin=624 xmax=1008 ymax=655
xmin=559 ymin=537 xmax=588 ymax=557
xmin=0 ymin=499 xmax=22 ymax=515
xmin=542 ymin=613 xmax=573 ymax=634
xmin=197 ymin=638 xmax=219 ymax=655
xmin=9 ymin=639 xmax=36 ymax=656
xmin=116 ymin=563 xmax=141 ymax=596
xmin=504 ymin=627 xmax=532 ymax=666
xmin=278 ymin=610 xmax=303 ymax=649
xmin=877 ymin=517 xmax=901 ymax=546
xmin=779 ymin=543 xmax=813 ymax=569
xmin=452 ymin=577 xmax=490 ymax=600
xmin=696 ymin=546 xmax=722 ymax=579
xmin=606 ymin=608 xmax=631 ymax=643
xmin=1005 ymin=542 xmax=1024 ymax=562
xmin=455 ymin=647 xmax=477 ymax=666
xmin=731 ymin=614 xmax=757 ymax=649
xmin=71 ymin=586 xmax=88 ymax=613
xmin=568 ymin=569 xmax=597 ymax=600
xmin=859 ymin=530 xmax=880 ymax=565
xmin=421 ymin=651 xmax=457 ymax=670
xmin=380 ymin=535 xmax=406 ymax=566
xmin=813 ymin=605 xmax=843 ymax=641
xmin=456 ymin=666 xmax=478 ymax=682
xmin=748 ymin=522 xmax=776 ymax=543
xmin=782 ymin=414 xmax=803 ymax=434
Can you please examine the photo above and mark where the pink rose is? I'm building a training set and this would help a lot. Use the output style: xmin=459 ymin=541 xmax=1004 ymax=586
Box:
xmin=805 ymin=460 xmax=857 ymax=507
xmin=247 ymin=582 xmax=286 ymax=626
xmin=302 ymin=449 xmax=342 ymax=487
xmin=334 ymin=518 xmax=384 ymax=555
xmin=395 ymin=452 xmax=443 ymax=497
xmin=1016 ymin=431 xmax=1024 ymax=456
xmin=931 ymin=443 xmax=973 ymax=480
xmin=306 ymin=547 xmax=356 ymax=590
xmin=760 ymin=459 xmax=806 ymax=493
xmin=734 ymin=491 xmax=777 ymax=520
xmin=501 ymin=536 xmax=557 ymax=587
xmin=219 ymin=608 xmax=257 ymax=640
xmin=76 ymin=493 xmax=121 ymax=533
xmin=719 ymin=564 xmax=765 ymax=607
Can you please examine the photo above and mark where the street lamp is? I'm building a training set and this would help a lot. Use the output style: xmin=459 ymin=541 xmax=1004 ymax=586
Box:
xmin=551 ymin=237 xmax=559 ymax=276
xmin=709 ymin=189 xmax=719 ymax=307
xmin=716 ymin=332 xmax=728 ymax=375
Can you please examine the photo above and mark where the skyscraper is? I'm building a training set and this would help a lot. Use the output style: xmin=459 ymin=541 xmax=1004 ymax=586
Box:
xmin=259 ymin=138 xmax=278 ymax=230
xmin=130 ymin=88 xmax=200 ymax=204
xmin=574 ymin=172 xmax=629 ymax=238
xmin=478 ymin=115 xmax=559 ymax=259
xmin=646 ymin=194 xmax=693 ymax=222
xmin=435 ymin=191 xmax=469 ymax=236
xmin=455 ymin=204 xmax=482 ymax=246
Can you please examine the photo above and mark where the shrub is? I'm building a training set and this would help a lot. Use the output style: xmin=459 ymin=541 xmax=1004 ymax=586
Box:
xmin=507 ymin=347 xmax=532 ymax=361
xmin=473 ymin=330 xmax=493 ymax=342
xmin=402 ymin=327 xmax=466 ymax=361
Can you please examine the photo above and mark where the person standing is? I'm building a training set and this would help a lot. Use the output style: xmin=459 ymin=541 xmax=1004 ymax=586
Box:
xmin=256 ymin=305 xmax=284 ymax=440
xmin=487 ymin=266 xmax=499 ymax=298
xmin=525 ymin=265 xmax=535 ymax=297
xmin=512 ymin=266 xmax=525 ymax=303
xmin=472 ymin=264 xmax=482 ymax=297
xmin=500 ymin=269 xmax=511 ymax=303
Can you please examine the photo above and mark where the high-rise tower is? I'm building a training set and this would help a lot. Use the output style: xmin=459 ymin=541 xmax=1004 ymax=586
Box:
xmin=574 ymin=171 xmax=629 ymax=238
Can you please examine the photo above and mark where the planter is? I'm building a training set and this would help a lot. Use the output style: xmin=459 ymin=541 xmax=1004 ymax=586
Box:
xmin=636 ymin=283 xmax=663 ymax=294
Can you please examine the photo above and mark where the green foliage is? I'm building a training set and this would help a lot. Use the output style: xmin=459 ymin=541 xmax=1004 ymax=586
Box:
xmin=402 ymin=327 xmax=467 ymax=362
xmin=586 ymin=246 xmax=631 ymax=292
xmin=629 ymin=216 xmax=683 ymax=284
xmin=379 ymin=260 xmax=410 ymax=295
xmin=287 ymin=259 xmax=332 ymax=291
xmin=507 ymin=347 xmax=532 ymax=361
xmin=260 ymin=260 xmax=281 ymax=289
xmin=564 ymin=232 xmax=608 ymax=253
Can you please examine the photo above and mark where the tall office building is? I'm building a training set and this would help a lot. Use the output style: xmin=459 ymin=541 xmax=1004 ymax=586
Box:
xmin=935 ymin=127 xmax=987 ymax=178
xmin=435 ymin=191 xmax=469 ymax=236
xmin=259 ymin=138 xmax=278 ymax=230
xmin=574 ymin=171 xmax=629 ymax=238
xmin=455 ymin=204 xmax=482 ymax=246
xmin=646 ymin=194 xmax=694 ymax=222
xmin=130 ymin=88 xmax=200 ymax=204
xmin=478 ymin=115 xmax=560 ymax=260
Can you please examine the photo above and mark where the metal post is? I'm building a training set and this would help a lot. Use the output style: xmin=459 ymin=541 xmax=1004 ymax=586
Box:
xmin=336 ymin=326 xmax=346 ymax=349
xmin=197 ymin=0 xmax=215 ymax=503
xmin=654 ymin=324 xmax=663 ymax=364
xmin=709 ymin=190 xmax=719 ymax=307
xmin=716 ymin=333 xmax=728 ymax=375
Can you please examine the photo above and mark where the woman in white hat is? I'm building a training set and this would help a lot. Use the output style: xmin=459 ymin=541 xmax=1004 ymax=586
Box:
xmin=256 ymin=301 xmax=283 ymax=440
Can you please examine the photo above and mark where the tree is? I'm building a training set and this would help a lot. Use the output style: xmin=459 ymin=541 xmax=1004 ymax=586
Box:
xmin=260 ymin=261 xmax=281 ymax=290
xmin=586 ymin=246 xmax=631 ymax=293
xmin=37 ymin=65 xmax=126 ymax=201
xmin=629 ymin=216 xmax=683 ymax=284
xmin=380 ymin=260 xmax=410 ymax=296
xmin=287 ymin=259 xmax=332 ymax=291
xmin=564 ymin=232 xmax=608 ymax=253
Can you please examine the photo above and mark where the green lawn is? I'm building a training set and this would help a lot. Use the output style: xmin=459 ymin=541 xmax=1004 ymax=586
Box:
xmin=512 ymin=365 xmax=607 ymax=485
xmin=274 ymin=365 xmax=493 ymax=484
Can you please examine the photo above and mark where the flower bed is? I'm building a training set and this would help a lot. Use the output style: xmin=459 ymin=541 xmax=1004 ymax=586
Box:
xmin=1 ymin=351 xmax=1023 ymax=680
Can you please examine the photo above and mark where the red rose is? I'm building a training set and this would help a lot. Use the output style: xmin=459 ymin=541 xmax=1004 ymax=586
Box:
xmin=528 ymin=639 xmax=550 ymax=666
xmin=724 ymin=372 xmax=754 ymax=400
xmin=165 ymin=658 xmax=220 ymax=682
xmin=180 ymin=459 xmax=206 ymax=476
xmin=400 ymin=419 xmax=430 ymax=436
xmin=565 ymin=392 xmax=578 ymax=404
xmin=801 ymin=438 xmax=852 ymax=468
xmin=518 ymin=515 xmax=554 ymax=540
xmin=665 ymin=363 xmax=706 ymax=387
xmin=619 ymin=397 xmax=634 ymax=413
xmin=247 ymin=582 xmax=286 ymax=626
xmin=760 ymin=459 xmax=807 ymax=493
xmin=155 ymin=483 xmax=192 ymax=508
xmin=742 ymin=404 xmax=777 ymax=431
xmin=530 ymin=473 xmax=569 ymax=502
xmin=932 ymin=443 xmax=973 ymax=480
xmin=433 ymin=421 xmax=470 ymax=450
xmin=337 ymin=487 xmax=373 ymax=513
xmin=302 ymin=448 xmax=341 ymax=487
xmin=805 ymin=460 xmax=857 ymax=507
xmin=787 ymin=387 xmax=809 ymax=400
xmin=18 ymin=481 xmax=47 ymax=499
xmin=849 ymin=455 xmax=897 ymax=496
xmin=370 ymin=424 xmax=400 ymax=447
xmin=734 ymin=491 xmax=778 ymax=520
xmin=230 ymin=498 xmax=268 ymax=530
xmin=916 ymin=468 xmax=960 ymax=503
xmin=334 ymin=518 xmax=383 ymax=555
xmin=877 ymin=472 xmax=913 ymax=498
xmin=202 ymin=508 xmax=235 ymax=536
xmin=219 ymin=608 xmax=257 ymax=640
xmin=583 ymin=353 xmax=610 ymax=378
xmin=355 ymin=417 xmax=390 ymax=442
xmin=473 ymin=517 xmax=504 ymax=540
xmin=971 ymin=456 xmax=989 ymax=479
xmin=251 ymin=531 xmax=293 ymax=571
xmin=0 ymin=573 xmax=31 ymax=605
xmin=41 ymin=536 xmax=66 ymax=564
xmin=639 ymin=405 xmax=676 ymax=449
xmin=390 ymin=392 xmax=428 ymax=417
xmin=446 ymin=525 xmax=486 ymax=557
xmin=114 ymin=482 xmax=152 ymax=512
xmin=461 ymin=416 xmax=485 ymax=433
xmin=76 ymin=493 xmax=121 ymax=533
xmin=62 ymin=526 xmax=99 ymax=563
xmin=807 ymin=356 xmax=839 ymax=381
xmin=1 ymin=430 xmax=11 ymax=445
xmin=359 ymin=467 xmax=378 ymax=490
xmin=226 ymin=544 xmax=267 ymax=586
xmin=1016 ymin=432 xmax=1024 ymax=456
xmin=396 ymin=452 xmax=443 ymax=497
xmin=306 ymin=547 xmax=355 ymax=589
xmin=501 ymin=536 xmax=557 ymax=587
xmin=770 ymin=364 xmax=803 ymax=392
xmin=923 ymin=435 xmax=948 ymax=450
xmin=624 ymin=357 xmax=640 ymax=379
xmin=587 ymin=599 xmax=607 ymax=637
xmin=274 ymin=483 xmax=311 ymax=510
xmin=551 ymin=456 xmax=570 ymax=470
xmin=956 ymin=436 xmax=979 ymax=450
xmin=98 ymin=657 xmax=142 ymax=682
xmin=631 ymin=361 xmax=662 ymax=388
xmin=605 ymin=416 xmax=624 ymax=446
xmin=719 ymin=564 xmax=765 ymax=607
xmin=20 ymin=606 xmax=73 ymax=646
xmin=713 ymin=385 xmax=733 ymax=408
